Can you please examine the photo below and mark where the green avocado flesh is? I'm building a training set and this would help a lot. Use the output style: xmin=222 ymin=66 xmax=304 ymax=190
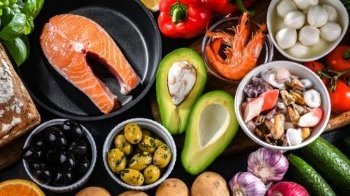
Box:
xmin=181 ymin=90 xmax=239 ymax=175
xmin=156 ymin=48 xmax=207 ymax=135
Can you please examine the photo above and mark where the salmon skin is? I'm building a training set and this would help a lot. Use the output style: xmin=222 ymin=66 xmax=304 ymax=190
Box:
xmin=40 ymin=14 xmax=140 ymax=114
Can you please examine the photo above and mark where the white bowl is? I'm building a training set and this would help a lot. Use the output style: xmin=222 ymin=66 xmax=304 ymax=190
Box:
xmin=23 ymin=119 xmax=97 ymax=193
xmin=267 ymin=0 xmax=349 ymax=62
xmin=103 ymin=118 xmax=176 ymax=191
xmin=234 ymin=61 xmax=331 ymax=151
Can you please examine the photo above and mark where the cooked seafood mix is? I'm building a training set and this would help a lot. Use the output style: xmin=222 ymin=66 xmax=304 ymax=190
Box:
xmin=241 ymin=67 xmax=323 ymax=146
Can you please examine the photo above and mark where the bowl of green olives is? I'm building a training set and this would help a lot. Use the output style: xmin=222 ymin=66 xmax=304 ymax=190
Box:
xmin=103 ymin=118 xmax=176 ymax=190
xmin=22 ymin=119 xmax=97 ymax=193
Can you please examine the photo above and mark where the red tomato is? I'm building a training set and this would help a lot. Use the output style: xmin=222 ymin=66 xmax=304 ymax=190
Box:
xmin=329 ymin=80 xmax=350 ymax=113
xmin=326 ymin=45 xmax=350 ymax=71
xmin=304 ymin=61 xmax=329 ymax=85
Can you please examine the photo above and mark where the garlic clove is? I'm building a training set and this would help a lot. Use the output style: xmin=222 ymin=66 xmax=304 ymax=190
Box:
xmin=304 ymin=89 xmax=321 ymax=108
xmin=298 ymin=108 xmax=323 ymax=127
xmin=229 ymin=172 xmax=267 ymax=196
xmin=167 ymin=61 xmax=197 ymax=106
xmin=286 ymin=128 xmax=302 ymax=146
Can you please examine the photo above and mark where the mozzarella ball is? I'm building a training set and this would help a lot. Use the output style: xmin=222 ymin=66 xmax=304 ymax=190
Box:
xmin=320 ymin=22 xmax=342 ymax=42
xmin=307 ymin=5 xmax=328 ymax=27
xmin=288 ymin=42 xmax=310 ymax=58
xmin=299 ymin=26 xmax=320 ymax=46
xmin=323 ymin=4 xmax=338 ymax=21
xmin=293 ymin=0 xmax=319 ymax=10
xmin=276 ymin=27 xmax=297 ymax=49
xmin=284 ymin=11 xmax=305 ymax=29
xmin=277 ymin=0 xmax=297 ymax=17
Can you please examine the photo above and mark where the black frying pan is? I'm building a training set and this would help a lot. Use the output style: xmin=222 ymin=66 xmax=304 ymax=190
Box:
xmin=19 ymin=0 xmax=162 ymax=121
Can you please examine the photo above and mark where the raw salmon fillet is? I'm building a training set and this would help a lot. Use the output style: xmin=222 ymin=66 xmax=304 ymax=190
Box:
xmin=40 ymin=14 xmax=140 ymax=114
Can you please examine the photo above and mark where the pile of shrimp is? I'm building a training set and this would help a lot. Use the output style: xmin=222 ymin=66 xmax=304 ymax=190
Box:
xmin=205 ymin=12 xmax=267 ymax=80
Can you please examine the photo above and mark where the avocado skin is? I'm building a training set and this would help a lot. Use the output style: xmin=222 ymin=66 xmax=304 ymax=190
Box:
xmin=181 ymin=90 xmax=239 ymax=175
xmin=156 ymin=48 xmax=207 ymax=135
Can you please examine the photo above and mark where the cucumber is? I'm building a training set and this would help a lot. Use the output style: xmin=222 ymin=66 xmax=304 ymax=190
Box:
xmin=288 ymin=154 xmax=336 ymax=196
xmin=301 ymin=137 xmax=350 ymax=194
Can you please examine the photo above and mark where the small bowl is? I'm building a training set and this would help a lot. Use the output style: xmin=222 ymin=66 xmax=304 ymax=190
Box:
xmin=267 ymin=0 xmax=349 ymax=62
xmin=234 ymin=61 xmax=331 ymax=151
xmin=103 ymin=118 xmax=176 ymax=191
xmin=202 ymin=16 xmax=274 ymax=83
xmin=23 ymin=119 xmax=97 ymax=193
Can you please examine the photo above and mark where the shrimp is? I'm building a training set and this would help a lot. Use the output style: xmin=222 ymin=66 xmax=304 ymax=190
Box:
xmin=205 ymin=12 xmax=267 ymax=80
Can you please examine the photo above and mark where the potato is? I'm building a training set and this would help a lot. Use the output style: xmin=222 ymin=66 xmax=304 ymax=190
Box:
xmin=119 ymin=191 xmax=149 ymax=196
xmin=156 ymin=178 xmax=189 ymax=196
xmin=75 ymin=187 xmax=111 ymax=196
xmin=191 ymin=172 xmax=229 ymax=196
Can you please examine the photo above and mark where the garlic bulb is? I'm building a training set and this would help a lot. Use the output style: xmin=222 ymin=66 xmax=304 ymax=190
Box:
xmin=247 ymin=148 xmax=289 ymax=183
xmin=276 ymin=27 xmax=297 ymax=49
xmin=293 ymin=0 xmax=318 ymax=10
xmin=307 ymin=5 xmax=328 ymax=27
xmin=286 ymin=128 xmax=302 ymax=146
xmin=320 ymin=22 xmax=342 ymax=42
xmin=299 ymin=26 xmax=320 ymax=46
xmin=277 ymin=0 xmax=297 ymax=17
xmin=323 ymin=4 xmax=338 ymax=21
xmin=288 ymin=42 xmax=309 ymax=58
xmin=229 ymin=172 xmax=267 ymax=196
xmin=284 ymin=11 xmax=305 ymax=29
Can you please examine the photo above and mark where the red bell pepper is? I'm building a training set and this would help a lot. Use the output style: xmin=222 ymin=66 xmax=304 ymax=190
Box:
xmin=202 ymin=0 xmax=256 ymax=14
xmin=158 ymin=0 xmax=212 ymax=38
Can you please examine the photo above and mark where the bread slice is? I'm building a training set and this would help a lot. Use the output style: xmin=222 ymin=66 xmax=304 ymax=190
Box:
xmin=0 ymin=43 xmax=40 ymax=148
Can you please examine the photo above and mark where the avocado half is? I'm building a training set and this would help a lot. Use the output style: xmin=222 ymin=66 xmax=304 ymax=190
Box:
xmin=156 ymin=48 xmax=207 ymax=135
xmin=181 ymin=90 xmax=239 ymax=175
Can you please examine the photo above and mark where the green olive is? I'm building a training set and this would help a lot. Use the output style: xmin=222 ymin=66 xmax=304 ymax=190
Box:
xmin=114 ymin=134 xmax=133 ymax=155
xmin=154 ymin=138 xmax=165 ymax=148
xmin=143 ymin=165 xmax=160 ymax=184
xmin=107 ymin=148 xmax=126 ymax=173
xmin=120 ymin=169 xmax=144 ymax=186
xmin=142 ymin=129 xmax=151 ymax=137
xmin=153 ymin=144 xmax=172 ymax=168
xmin=129 ymin=152 xmax=152 ymax=171
xmin=124 ymin=123 xmax=143 ymax=144
xmin=138 ymin=135 xmax=157 ymax=153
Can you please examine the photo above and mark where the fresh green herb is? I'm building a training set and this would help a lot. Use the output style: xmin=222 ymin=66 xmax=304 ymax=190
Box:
xmin=0 ymin=0 xmax=44 ymax=66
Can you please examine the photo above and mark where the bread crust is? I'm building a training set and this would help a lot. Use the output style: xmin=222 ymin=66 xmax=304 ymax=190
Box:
xmin=0 ymin=43 xmax=40 ymax=148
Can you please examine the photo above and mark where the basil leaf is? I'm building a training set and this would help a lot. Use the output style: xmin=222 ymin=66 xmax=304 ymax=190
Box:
xmin=3 ymin=36 xmax=29 ymax=66
xmin=23 ymin=15 xmax=33 ymax=35
xmin=23 ymin=0 xmax=44 ymax=18
xmin=0 ymin=12 xmax=26 ymax=40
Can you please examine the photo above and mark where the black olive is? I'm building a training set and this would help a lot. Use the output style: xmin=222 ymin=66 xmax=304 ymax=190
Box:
xmin=28 ymin=161 xmax=45 ymax=171
xmin=53 ymin=150 xmax=76 ymax=173
xmin=69 ymin=139 xmax=88 ymax=157
xmin=74 ymin=156 xmax=90 ymax=175
xmin=52 ymin=172 xmax=73 ymax=186
xmin=63 ymin=120 xmax=84 ymax=138
xmin=33 ymin=166 xmax=51 ymax=184
xmin=32 ymin=136 xmax=46 ymax=148
xmin=45 ymin=126 xmax=67 ymax=147
xmin=23 ymin=146 xmax=44 ymax=161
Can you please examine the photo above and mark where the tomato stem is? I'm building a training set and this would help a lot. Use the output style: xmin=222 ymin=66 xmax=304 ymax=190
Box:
xmin=344 ymin=49 xmax=350 ymax=59
xmin=323 ymin=69 xmax=350 ymax=91
xmin=236 ymin=0 xmax=255 ymax=16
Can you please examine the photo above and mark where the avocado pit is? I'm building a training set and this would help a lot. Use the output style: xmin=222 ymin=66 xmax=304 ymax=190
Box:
xmin=167 ymin=61 xmax=197 ymax=106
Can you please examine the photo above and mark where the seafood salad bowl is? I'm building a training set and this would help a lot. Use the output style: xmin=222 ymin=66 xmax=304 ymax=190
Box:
xmin=235 ymin=61 xmax=331 ymax=151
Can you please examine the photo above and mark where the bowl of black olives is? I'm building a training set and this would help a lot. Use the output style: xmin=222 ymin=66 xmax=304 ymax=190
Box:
xmin=103 ymin=118 xmax=176 ymax=191
xmin=22 ymin=119 xmax=97 ymax=193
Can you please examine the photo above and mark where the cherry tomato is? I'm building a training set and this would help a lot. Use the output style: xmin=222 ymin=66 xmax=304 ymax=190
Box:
xmin=326 ymin=45 xmax=350 ymax=71
xmin=329 ymin=80 xmax=350 ymax=113
xmin=304 ymin=61 xmax=329 ymax=85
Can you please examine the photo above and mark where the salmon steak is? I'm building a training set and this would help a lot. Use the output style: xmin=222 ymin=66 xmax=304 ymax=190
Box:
xmin=40 ymin=14 xmax=140 ymax=114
